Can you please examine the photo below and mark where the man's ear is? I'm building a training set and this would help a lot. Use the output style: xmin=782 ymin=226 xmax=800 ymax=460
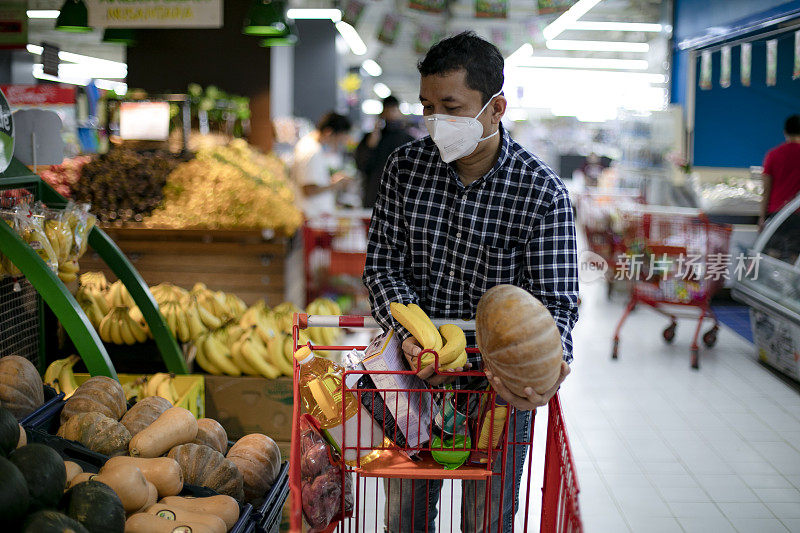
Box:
xmin=491 ymin=96 xmax=507 ymax=124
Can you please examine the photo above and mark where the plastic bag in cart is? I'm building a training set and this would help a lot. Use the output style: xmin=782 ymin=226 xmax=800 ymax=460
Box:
xmin=300 ymin=414 xmax=353 ymax=531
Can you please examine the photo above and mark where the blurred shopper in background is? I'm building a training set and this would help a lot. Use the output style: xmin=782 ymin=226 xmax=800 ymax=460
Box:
xmin=291 ymin=111 xmax=353 ymax=217
xmin=355 ymin=96 xmax=415 ymax=208
xmin=760 ymin=115 xmax=800 ymax=229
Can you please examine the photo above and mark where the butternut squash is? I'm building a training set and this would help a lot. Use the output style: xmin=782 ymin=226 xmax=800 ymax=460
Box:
xmin=129 ymin=481 xmax=158 ymax=516
xmin=124 ymin=512 xmax=215 ymax=533
xmin=104 ymin=457 xmax=183 ymax=498
xmin=129 ymin=407 xmax=198 ymax=458
xmin=95 ymin=462 xmax=149 ymax=513
xmin=64 ymin=461 xmax=83 ymax=486
xmin=158 ymin=495 xmax=240 ymax=530
xmin=68 ymin=472 xmax=94 ymax=488
xmin=17 ymin=424 xmax=26 ymax=448
xmin=146 ymin=503 xmax=226 ymax=533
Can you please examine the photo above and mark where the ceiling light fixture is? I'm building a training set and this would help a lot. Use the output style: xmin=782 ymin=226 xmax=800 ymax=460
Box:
xmin=243 ymin=0 xmax=289 ymax=36
xmin=362 ymin=99 xmax=383 ymax=115
xmin=335 ymin=21 xmax=366 ymax=55
xmin=27 ymin=44 xmax=128 ymax=70
xmin=373 ymin=83 xmax=391 ymax=98
xmin=546 ymin=40 xmax=650 ymax=52
xmin=512 ymin=56 xmax=648 ymax=70
xmin=286 ymin=8 xmax=342 ymax=22
xmin=55 ymin=0 xmax=91 ymax=32
xmin=361 ymin=59 xmax=383 ymax=77
xmin=567 ymin=21 xmax=662 ymax=32
xmin=542 ymin=0 xmax=603 ymax=41
xmin=32 ymin=66 xmax=127 ymax=94
xmin=27 ymin=10 xmax=60 ymax=19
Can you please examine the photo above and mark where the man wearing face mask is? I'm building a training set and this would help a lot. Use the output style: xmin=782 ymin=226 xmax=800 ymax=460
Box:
xmin=363 ymin=32 xmax=578 ymax=532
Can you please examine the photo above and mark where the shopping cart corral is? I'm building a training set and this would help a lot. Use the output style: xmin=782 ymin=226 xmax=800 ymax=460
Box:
xmin=289 ymin=313 xmax=583 ymax=532
xmin=611 ymin=210 xmax=733 ymax=369
xmin=303 ymin=211 xmax=372 ymax=313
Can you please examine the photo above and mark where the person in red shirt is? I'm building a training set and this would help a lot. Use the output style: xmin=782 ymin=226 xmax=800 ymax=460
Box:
xmin=760 ymin=115 xmax=800 ymax=230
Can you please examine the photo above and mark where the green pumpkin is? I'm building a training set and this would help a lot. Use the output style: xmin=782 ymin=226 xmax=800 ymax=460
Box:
xmin=61 ymin=481 xmax=125 ymax=533
xmin=23 ymin=510 xmax=89 ymax=533
xmin=0 ymin=456 xmax=30 ymax=524
xmin=0 ymin=405 xmax=20 ymax=456
xmin=9 ymin=444 xmax=67 ymax=512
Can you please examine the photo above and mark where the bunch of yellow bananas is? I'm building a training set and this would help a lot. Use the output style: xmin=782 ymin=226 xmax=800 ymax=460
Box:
xmin=76 ymin=283 xmax=110 ymax=329
xmin=390 ymin=302 xmax=468 ymax=371
xmin=106 ymin=280 xmax=136 ymax=308
xmin=305 ymin=298 xmax=342 ymax=351
xmin=43 ymin=355 xmax=81 ymax=399
xmin=139 ymin=372 xmax=180 ymax=404
xmin=44 ymin=217 xmax=80 ymax=283
xmin=98 ymin=306 xmax=150 ymax=345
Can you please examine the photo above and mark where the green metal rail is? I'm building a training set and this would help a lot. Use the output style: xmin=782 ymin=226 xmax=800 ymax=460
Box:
xmin=1 ymin=158 xmax=187 ymax=376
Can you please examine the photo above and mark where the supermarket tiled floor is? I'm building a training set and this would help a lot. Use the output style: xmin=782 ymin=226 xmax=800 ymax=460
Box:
xmin=556 ymin=279 xmax=800 ymax=533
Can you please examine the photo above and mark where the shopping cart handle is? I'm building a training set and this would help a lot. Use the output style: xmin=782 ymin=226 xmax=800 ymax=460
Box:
xmin=300 ymin=314 xmax=476 ymax=331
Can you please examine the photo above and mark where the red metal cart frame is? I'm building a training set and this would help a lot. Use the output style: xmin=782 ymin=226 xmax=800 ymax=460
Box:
xmin=289 ymin=313 xmax=583 ymax=532
xmin=610 ymin=211 xmax=733 ymax=368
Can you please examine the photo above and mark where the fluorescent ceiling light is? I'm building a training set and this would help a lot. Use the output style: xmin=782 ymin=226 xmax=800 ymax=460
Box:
xmin=567 ymin=21 xmax=662 ymax=32
xmin=45 ymin=62 xmax=127 ymax=79
xmin=546 ymin=40 xmax=650 ymax=52
xmin=512 ymin=67 xmax=666 ymax=83
xmin=27 ymin=44 xmax=127 ymax=70
xmin=32 ymin=66 xmax=127 ymax=95
xmin=373 ymin=82 xmax=391 ymax=99
xmin=543 ymin=0 xmax=603 ymax=41
xmin=335 ymin=21 xmax=366 ymax=55
xmin=27 ymin=44 xmax=44 ymax=55
xmin=27 ymin=10 xmax=60 ymax=19
xmin=411 ymin=103 xmax=424 ymax=115
xmin=361 ymin=59 xmax=382 ymax=77
xmin=513 ymin=56 xmax=648 ymax=70
xmin=505 ymin=43 xmax=533 ymax=64
xmin=286 ymin=8 xmax=342 ymax=22
xmin=399 ymin=102 xmax=412 ymax=114
xmin=362 ymin=99 xmax=382 ymax=115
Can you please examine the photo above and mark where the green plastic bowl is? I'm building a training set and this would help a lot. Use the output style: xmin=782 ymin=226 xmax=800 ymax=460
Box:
xmin=431 ymin=433 xmax=471 ymax=470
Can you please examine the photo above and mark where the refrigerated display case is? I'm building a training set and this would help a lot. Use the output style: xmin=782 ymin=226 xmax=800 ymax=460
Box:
xmin=733 ymin=193 xmax=800 ymax=381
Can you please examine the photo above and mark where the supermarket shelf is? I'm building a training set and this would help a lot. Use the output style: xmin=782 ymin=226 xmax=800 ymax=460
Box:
xmin=356 ymin=450 xmax=493 ymax=480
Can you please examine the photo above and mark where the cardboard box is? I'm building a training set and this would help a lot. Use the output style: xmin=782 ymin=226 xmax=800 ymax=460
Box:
xmin=204 ymin=376 xmax=294 ymax=441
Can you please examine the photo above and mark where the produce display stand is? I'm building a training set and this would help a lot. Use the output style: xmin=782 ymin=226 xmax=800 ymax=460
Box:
xmin=289 ymin=314 xmax=583 ymax=532
xmin=79 ymin=227 xmax=289 ymax=306
xmin=0 ymin=157 xmax=186 ymax=376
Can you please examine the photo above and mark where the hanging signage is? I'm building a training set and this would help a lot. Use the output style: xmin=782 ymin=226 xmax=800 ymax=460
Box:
xmin=42 ymin=42 xmax=60 ymax=78
xmin=741 ymin=42 xmax=752 ymax=87
xmin=0 ymin=0 xmax=27 ymax=50
xmin=341 ymin=0 xmax=365 ymax=28
xmin=537 ymin=0 xmax=573 ymax=15
xmin=0 ymin=89 xmax=14 ymax=173
xmin=699 ymin=50 xmax=712 ymax=90
xmin=86 ymin=0 xmax=223 ymax=28
xmin=476 ymin=0 xmax=508 ymax=18
xmin=119 ymin=102 xmax=170 ymax=141
xmin=0 ymin=85 xmax=75 ymax=107
xmin=766 ymin=39 xmax=778 ymax=87
xmin=377 ymin=14 xmax=401 ymax=45
xmin=793 ymin=30 xmax=800 ymax=80
xmin=413 ymin=25 xmax=441 ymax=54
xmin=720 ymin=45 xmax=731 ymax=88
xmin=408 ymin=0 xmax=447 ymax=14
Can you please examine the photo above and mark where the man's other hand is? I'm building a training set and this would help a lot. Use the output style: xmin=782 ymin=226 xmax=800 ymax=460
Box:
xmin=485 ymin=361 xmax=570 ymax=411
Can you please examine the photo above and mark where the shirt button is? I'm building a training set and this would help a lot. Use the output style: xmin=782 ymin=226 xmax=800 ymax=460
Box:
xmin=449 ymin=270 xmax=455 ymax=276
xmin=445 ymin=304 xmax=451 ymax=310
xmin=456 ymin=232 xmax=462 ymax=238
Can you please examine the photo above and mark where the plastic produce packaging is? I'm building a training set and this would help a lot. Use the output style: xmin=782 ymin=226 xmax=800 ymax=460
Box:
xmin=300 ymin=414 xmax=353 ymax=531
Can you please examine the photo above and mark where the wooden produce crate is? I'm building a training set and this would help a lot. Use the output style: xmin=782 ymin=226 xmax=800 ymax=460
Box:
xmin=79 ymin=227 xmax=290 ymax=305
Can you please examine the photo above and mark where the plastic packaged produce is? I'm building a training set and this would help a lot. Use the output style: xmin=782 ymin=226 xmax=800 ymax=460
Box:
xmin=299 ymin=415 xmax=353 ymax=531
xmin=1 ymin=208 xmax=59 ymax=276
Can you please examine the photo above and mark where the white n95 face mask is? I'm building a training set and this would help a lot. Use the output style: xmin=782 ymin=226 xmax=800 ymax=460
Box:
xmin=424 ymin=90 xmax=502 ymax=163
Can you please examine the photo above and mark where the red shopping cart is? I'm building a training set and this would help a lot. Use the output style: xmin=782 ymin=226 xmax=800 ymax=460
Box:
xmin=611 ymin=211 xmax=733 ymax=369
xmin=303 ymin=212 xmax=372 ymax=313
xmin=289 ymin=313 xmax=583 ymax=532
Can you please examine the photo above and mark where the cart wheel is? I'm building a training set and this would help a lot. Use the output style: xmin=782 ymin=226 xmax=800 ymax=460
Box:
xmin=691 ymin=348 xmax=700 ymax=370
xmin=702 ymin=329 xmax=718 ymax=348
xmin=612 ymin=339 xmax=619 ymax=359
xmin=662 ymin=323 xmax=677 ymax=344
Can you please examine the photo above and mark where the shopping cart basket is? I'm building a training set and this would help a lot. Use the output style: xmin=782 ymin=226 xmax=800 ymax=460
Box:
xmin=611 ymin=211 xmax=733 ymax=369
xmin=303 ymin=212 xmax=372 ymax=313
xmin=289 ymin=313 xmax=583 ymax=532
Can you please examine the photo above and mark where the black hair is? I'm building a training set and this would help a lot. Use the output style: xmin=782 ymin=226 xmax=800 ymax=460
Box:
xmin=417 ymin=31 xmax=504 ymax=105
xmin=317 ymin=112 xmax=352 ymax=134
xmin=785 ymin=115 xmax=800 ymax=136
xmin=382 ymin=95 xmax=400 ymax=109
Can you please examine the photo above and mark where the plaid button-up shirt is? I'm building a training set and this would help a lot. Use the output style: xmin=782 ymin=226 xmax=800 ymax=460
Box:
xmin=363 ymin=125 xmax=579 ymax=384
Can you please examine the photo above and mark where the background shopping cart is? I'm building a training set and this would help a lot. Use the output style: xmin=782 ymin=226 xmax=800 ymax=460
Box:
xmin=610 ymin=211 xmax=733 ymax=369
xmin=303 ymin=211 xmax=372 ymax=314
xmin=289 ymin=313 xmax=583 ymax=532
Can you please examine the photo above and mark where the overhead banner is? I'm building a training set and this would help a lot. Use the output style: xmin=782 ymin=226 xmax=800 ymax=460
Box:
xmin=537 ymin=0 xmax=574 ymax=15
xmin=86 ymin=0 xmax=223 ymax=28
xmin=720 ymin=45 xmax=731 ymax=88
xmin=476 ymin=0 xmax=508 ymax=18
xmin=766 ymin=39 xmax=778 ymax=87
xmin=740 ymin=42 xmax=752 ymax=87
xmin=413 ymin=25 xmax=441 ymax=54
xmin=377 ymin=14 xmax=401 ymax=45
xmin=408 ymin=0 xmax=447 ymax=14
xmin=0 ymin=0 xmax=27 ymax=50
xmin=699 ymin=50 xmax=712 ymax=90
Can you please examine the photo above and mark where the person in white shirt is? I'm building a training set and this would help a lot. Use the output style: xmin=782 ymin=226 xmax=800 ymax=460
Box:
xmin=291 ymin=112 xmax=353 ymax=217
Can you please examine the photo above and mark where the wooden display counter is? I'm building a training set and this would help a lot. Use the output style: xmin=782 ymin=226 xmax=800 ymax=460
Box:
xmin=80 ymin=227 xmax=290 ymax=305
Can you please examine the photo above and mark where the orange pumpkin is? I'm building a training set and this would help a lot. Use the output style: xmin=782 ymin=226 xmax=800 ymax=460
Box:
xmin=476 ymin=285 xmax=563 ymax=396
